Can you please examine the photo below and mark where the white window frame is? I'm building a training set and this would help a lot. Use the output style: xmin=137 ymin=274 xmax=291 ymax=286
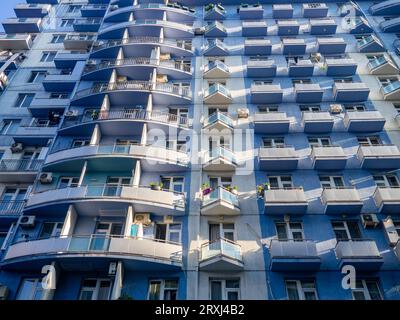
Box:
xmin=319 ymin=176 xmax=345 ymax=188
xmin=275 ymin=221 xmax=304 ymax=240
xmin=58 ymin=176 xmax=80 ymax=189
xmin=16 ymin=278 xmax=44 ymax=300
xmin=262 ymin=137 xmax=285 ymax=148
xmin=308 ymin=136 xmax=331 ymax=147
xmin=352 ymin=280 xmax=383 ymax=300
xmin=357 ymin=136 xmax=381 ymax=146
xmin=40 ymin=51 xmax=57 ymax=63
xmin=39 ymin=222 xmax=64 ymax=239
xmin=286 ymin=280 xmax=318 ymax=300
xmin=147 ymin=279 xmax=179 ymax=300
xmin=160 ymin=176 xmax=185 ymax=193
xmin=373 ymin=174 xmax=399 ymax=187
xmin=78 ymin=278 xmax=112 ymax=301
xmin=268 ymin=176 xmax=293 ymax=189
xmin=210 ymin=279 xmax=240 ymax=300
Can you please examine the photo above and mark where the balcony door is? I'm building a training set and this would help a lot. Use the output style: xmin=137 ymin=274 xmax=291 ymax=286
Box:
xmin=21 ymin=149 xmax=41 ymax=170
xmin=275 ymin=222 xmax=304 ymax=241
xmin=373 ymin=174 xmax=399 ymax=187
xmin=332 ymin=221 xmax=362 ymax=241
xmin=209 ymin=223 xmax=235 ymax=242
xmin=357 ymin=136 xmax=381 ymax=146
xmin=91 ymin=221 xmax=123 ymax=251
xmin=104 ymin=177 xmax=131 ymax=196
xmin=268 ymin=176 xmax=293 ymax=189
xmin=0 ymin=187 xmax=27 ymax=213
xmin=319 ymin=176 xmax=345 ymax=189
xmin=79 ymin=279 xmax=112 ymax=300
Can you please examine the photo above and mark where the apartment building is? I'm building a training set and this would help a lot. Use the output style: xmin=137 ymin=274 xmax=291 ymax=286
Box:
xmin=0 ymin=0 xmax=399 ymax=300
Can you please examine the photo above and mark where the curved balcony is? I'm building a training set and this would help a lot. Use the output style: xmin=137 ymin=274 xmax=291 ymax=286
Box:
xmin=3 ymin=235 xmax=182 ymax=270
xmin=82 ymin=58 xmax=191 ymax=81
xmin=60 ymin=109 xmax=190 ymax=135
xmin=199 ymin=238 xmax=243 ymax=271
xmin=97 ymin=19 xmax=193 ymax=39
xmin=201 ymin=186 xmax=240 ymax=216
xmin=72 ymin=81 xmax=192 ymax=106
xmin=90 ymin=37 xmax=193 ymax=58
xmin=105 ymin=4 xmax=195 ymax=23
xmin=26 ymin=184 xmax=185 ymax=215
xmin=45 ymin=144 xmax=189 ymax=171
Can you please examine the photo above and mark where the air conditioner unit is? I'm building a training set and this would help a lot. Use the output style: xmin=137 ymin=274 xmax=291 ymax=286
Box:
xmin=194 ymin=27 xmax=205 ymax=35
xmin=39 ymin=172 xmax=53 ymax=184
xmin=19 ymin=215 xmax=36 ymax=228
xmin=0 ymin=286 xmax=9 ymax=300
xmin=65 ymin=110 xmax=79 ymax=118
xmin=237 ymin=108 xmax=249 ymax=119
xmin=108 ymin=262 xmax=117 ymax=275
xmin=164 ymin=215 xmax=174 ymax=224
xmin=11 ymin=143 xmax=24 ymax=153
xmin=156 ymin=74 xmax=168 ymax=83
xmin=134 ymin=213 xmax=151 ymax=226
xmin=361 ymin=214 xmax=379 ymax=228
xmin=329 ymin=104 xmax=343 ymax=114
xmin=310 ymin=53 xmax=322 ymax=62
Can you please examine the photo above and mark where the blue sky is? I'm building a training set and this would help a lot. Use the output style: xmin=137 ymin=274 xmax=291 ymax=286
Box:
xmin=0 ymin=0 xmax=21 ymax=32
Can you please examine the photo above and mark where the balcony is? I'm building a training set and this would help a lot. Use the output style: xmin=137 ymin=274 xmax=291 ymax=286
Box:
xmin=14 ymin=4 xmax=51 ymax=18
xmin=201 ymin=186 xmax=240 ymax=216
xmin=282 ymin=38 xmax=306 ymax=55
xmin=269 ymin=240 xmax=321 ymax=271
xmin=45 ymin=144 xmax=189 ymax=171
xmin=239 ymin=4 xmax=263 ymax=19
xmin=254 ymin=112 xmax=290 ymax=134
xmin=0 ymin=200 xmax=25 ymax=217
xmin=199 ymin=238 xmax=243 ymax=271
xmin=310 ymin=18 xmax=337 ymax=35
xmin=81 ymin=4 xmax=108 ymax=17
xmin=2 ymin=18 xmax=42 ymax=33
xmin=242 ymin=21 xmax=267 ymax=37
xmin=335 ymin=240 xmax=383 ymax=270
xmin=251 ymin=84 xmax=283 ymax=104
xmin=14 ymin=121 xmax=58 ymax=139
xmin=204 ymin=4 xmax=226 ymax=20
xmin=204 ymin=83 xmax=232 ymax=104
xmin=380 ymin=16 xmax=400 ymax=33
xmin=203 ymin=112 xmax=234 ymax=131
xmin=72 ymin=81 xmax=192 ymax=106
xmin=0 ymin=34 xmax=32 ymax=50
xmin=54 ymin=52 xmax=90 ymax=69
xmin=244 ymin=39 xmax=271 ymax=55
xmin=43 ymin=68 xmax=84 ymax=92
xmin=321 ymin=187 xmax=363 ymax=215
xmin=247 ymin=59 xmax=276 ymax=78
xmin=333 ymin=82 xmax=370 ymax=102
xmin=264 ymin=188 xmax=308 ymax=215
xmin=0 ymin=159 xmax=43 ymax=182
xmin=357 ymin=35 xmax=385 ymax=53
xmin=3 ymin=236 xmax=182 ymax=270
xmin=203 ymin=60 xmax=230 ymax=79
xmin=258 ymin=146 xmax=298 ymax=171
xmin=348 ymin=17 xmax=373 ymax=34
xmin=29 ymin=97 xmax=70 ymax=118
xmin=381 ymin=80 xmax=400 ymax=100
xmin=295 ymin=84 xmax=324 ymax=103
xmin=64 ymin=34 xmax=96 ymax=50
xmin=277 ymin=20 xmax=300 ymax=36
xmin=357 ymin=144 xmax=400 ymax=169
xmin=311 ymin=145 xmax=347 ymax=170
xmin=204 ymin=39 xmax=229 ymax=56
xmin=91 ymin=37 xmax=193 ymax=59
xmin=302 ymin=111 xmax=334 ymax=133
xmin=203 ymin=147 xmax=237 ymax=171
xmin=27 ymin=185 xmax=185 ymax=215
xmin=273 ymin=4 xmax=293 ymax=19
xmin=344 ymin=111 xmax=385 ymax=132
xmin=317 ymin=38 xmax=346 ymax=54
xmin=368 ymin=56 xmax=399 ymax=75
xmin=73 ymin=18 xmax=102 ymax=32
xmin=369 ymin=0 xmax=400 ymax=15
xmin=302 ymin=3 xmax=328 ymax=18
xmin=288 ymin=58 xmax=314 ymax=77
xmin=205 ymin=21 xmax=227 ymax=37
xmin=325 ymin=58 xmax=358 ymax=77
xmin=373 ymin=186 xmax=400 ymax=214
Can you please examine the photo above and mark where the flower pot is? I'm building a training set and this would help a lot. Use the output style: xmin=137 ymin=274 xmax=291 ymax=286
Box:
xmin=202 ymin=188 xmax=211 ymax=196
xmin=151 ymin=185 xmax=161 ymax=191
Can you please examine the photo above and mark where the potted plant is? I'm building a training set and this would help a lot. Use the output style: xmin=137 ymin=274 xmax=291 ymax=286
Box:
xmin=257 ymin=184 xmax=265 ymax=197
xmin=231 ymin=186 xmax=238 ymax=195
xmin=201 ymin=183 xmax=211 ymax=196
xmin=150 ymin=182 xmax=163 ymax=191
xmin=91 ymin=110 xmax=99 ymax=120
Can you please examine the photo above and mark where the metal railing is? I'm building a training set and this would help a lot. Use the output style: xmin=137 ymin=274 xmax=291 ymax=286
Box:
xmin=202 ymin=186 xmax=239 ymax=207
xmin=0 ymin=200 xmax=25 ymax=216
xmin=209 ymin=146 xmax=236 ymax=164
xmin=269 ymin=239 xmax=318 ymax=258
xmin=368 ymin=56 xmax=388 ymax=70
xmin=205 ymin=83 xmax=231 ymax=98
xmin=0 ymin=159 xmax=43 ymax=172
xmin=382 ymin=80 xmax=400 ymax=94
xmin=200 ymin=237 xmax=241 ymax=262
xmin=203 ymin=112 xmax=234 ymax=128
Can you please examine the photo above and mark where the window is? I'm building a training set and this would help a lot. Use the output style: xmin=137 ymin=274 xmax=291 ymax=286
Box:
xmin=352 ymin=280 xmax=382 ymax=300
xmin=393 ymin=221 xmax=400 ymax=236
xmin=15 ymin=93 xmax=35 ymax=108
xmin=148 ymin=279 xmax=178 ymax=300
xmin=286 ymin=280 xmax=318 ymax=300
xmin=28 ymin=71 xmax=46 ymax=83
xmin=58 ymin=177 xmax=79 ymax=189
xmin=209 ymin=223 xmax=235 ymax=242
xmin=72 ymin=139 xmax=90 ymax=148
xmin=308 ymin=137 xmax=331 ymax=147
xmin=292 ymin=79 xmax=312 ymax=85
xmin=373 ymin=174 xmax=399 ymax=187
xmin=169 ymin=108 xmax=188 ymax=123
xmin=253 ymin=80 xmax=273 ymax=85
xmin=155 ymin=223 xmax=182 ymax=243
xmin=331 ymin=220 xmax=362 ymax=241
xmin=276 ymin=221 xmax=304 ymax=240
xmin=210 ymin=279 xmax=240 ymax=300
xmin=262 ymin=137 xmax=285 ymax=147
xmin=0 ymin=119 xmax=21 ymax=134
xmin=50 ymin=34 xmax=66 ymax=44
xmin=161 ymin=176 xmax=184 ymax=193
xmin=333 ymin=77 xmax=353 ymax=83
xmin=393 ymin=103 xmax=400 ymax=114
xmin=104 ymin=177 xmax=131 ymax=196
xmin=357 ymin=136 xmax=381 ymax=146
xmin=208 ymin=106 xmax=227 ymax=116
xmin=268 ymin=176 xmax=293 ymax=189
xmin=1 ymin=188 xmax=27 ymax=202
xmin=16 ymin=278 xmax=44 ymax=300
xmin=39 ymin=222 xmax=63 ymax=239
xmin=257 ymin=105 xmax=279 ymax=113
xmin=40 ymin=51 xmax=57 ymax=63
xmin=79 ymin=279 xmax=112 ymax=300
xmin=378 ymin=77 xmax=398 ymax=86
xmin=60 ymin=19 xmax=74 ymax=27
xmin=209 ymin=176 xmax=232 ymax=190
xmin=344 ymin=104 xmax=365 ymax=111
xmin=319 ymin=176 xmax=345 ymax=188
xmin=50 ymin=92 xmax=70 ymax=99
xmin=300 ymin=105 xmax=320 ymax=112
xmin=67 ymin=5 xmax=82 ymax=13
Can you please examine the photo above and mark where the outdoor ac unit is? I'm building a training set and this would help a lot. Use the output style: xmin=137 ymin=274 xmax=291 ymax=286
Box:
xmin=40 ymin=172 xmax=53 ymax=184
xmin=0 ymin=286 xmax=9 ymax=300
xmin=164 ymin=215 xmax=174 ymax=224
xmin=156 ymin=75 xmax=168 ymax=83
xmin=108 ymin=262 xmax=117 ymax=275
xmin=134 ymin=213 xmax=151 ymax=226
xmin=237 ymin=108 xmax=249 ymax=118
xmin=11 ymin=143 xmax=23 ymax=153
xmin=361 ymin=214 xmax=379 ymax=228
xmin=65 ymin=110 xmax=79 ymax=118
xmin=19 ymin=215 xmax=36 ymax=228
xmin=329 ymin=104 xmax=343 ymax=114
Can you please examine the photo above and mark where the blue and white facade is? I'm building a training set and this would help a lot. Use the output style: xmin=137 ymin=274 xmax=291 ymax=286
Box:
xmin=0 ymin=0 xmax=400 ymax=300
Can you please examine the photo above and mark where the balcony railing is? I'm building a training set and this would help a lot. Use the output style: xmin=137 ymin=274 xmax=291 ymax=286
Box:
xmin=0 ymin=200 xmax=25 ymax=216
xmin=204 ymin=60 xmax=229 ymax=73
xmin=205 ymin=83 xmax=231 ymax=98
xmin=269 ymin=239 xmax=318 ymax=258
xmin=209 ymin=146 xmax=236 ymax=164
xmin=203 ymin=112 xmax=234 ymax=128
xmin=203 ymin=186 xmax=239 ymax=207
xmin=200 ymin=237 xmax=241 ymax=262
xmin=61 ymin=109 xmax=189 ymax=128
xmin=335 ymin=239 xmax=381 ymax=259
xmin=382 ymin=81 xmax=400 ymax=94
xmin=368 ymin=56 xmax=389 ymax=70
xmin=0 ymin=159 xmax=43 ymax=172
